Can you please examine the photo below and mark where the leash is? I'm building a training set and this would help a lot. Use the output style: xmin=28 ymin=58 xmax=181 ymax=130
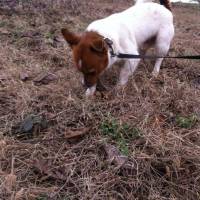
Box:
xmin=104 ymin=38 xmax=200 ymax=60
xmin=116 ymin=53 xmax=200 ymax=60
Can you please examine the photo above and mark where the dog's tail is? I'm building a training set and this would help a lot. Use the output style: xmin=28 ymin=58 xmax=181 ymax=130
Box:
xmin=159 ymin=0 xmax=172 ymax=11
xmin=135 ymin=0 xmax=172 ymax=11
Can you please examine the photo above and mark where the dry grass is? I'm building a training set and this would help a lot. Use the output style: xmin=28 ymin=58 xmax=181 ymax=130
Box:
xmin=0 ymin=1 xmax=200 ymax=199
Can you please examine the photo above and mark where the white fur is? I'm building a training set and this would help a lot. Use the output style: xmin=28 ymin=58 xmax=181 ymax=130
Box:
xmin=135 ymin=0 xmax=154 ymax=4
xmin=86 ymin=0 xmax=174 ymax=92
xmin=86 ymin=85 xmax=97 ymax=96
xmin=78 ymin=59 xmax=82 ymax=69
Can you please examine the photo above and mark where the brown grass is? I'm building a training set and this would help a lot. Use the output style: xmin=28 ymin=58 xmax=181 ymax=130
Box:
xmin=0 ymin=1 xmax=200 ymax=199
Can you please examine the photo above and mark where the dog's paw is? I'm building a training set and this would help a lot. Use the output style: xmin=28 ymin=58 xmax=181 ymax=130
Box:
xmin=85 ymin=86 xmax=96 ymax=97
xmin=152 ymin=70 xmax=159 ymax=78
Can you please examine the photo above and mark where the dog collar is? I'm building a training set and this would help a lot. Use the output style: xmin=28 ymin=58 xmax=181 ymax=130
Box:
xmin=103 ymin=37 xmax=116 ymax=57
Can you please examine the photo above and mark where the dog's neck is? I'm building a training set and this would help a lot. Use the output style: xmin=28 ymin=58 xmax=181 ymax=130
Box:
xmin=97 ymin=34 xmax=119 ymax=69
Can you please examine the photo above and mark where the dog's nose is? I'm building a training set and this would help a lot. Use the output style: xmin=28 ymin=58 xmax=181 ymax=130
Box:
xmin=84 ymin=79 xmax=93 ymax=88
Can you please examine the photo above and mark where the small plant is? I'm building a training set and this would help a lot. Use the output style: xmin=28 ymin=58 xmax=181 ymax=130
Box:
xmin=121 ymin=123 xmax=141 ymax=139
xmin=100 ymin=118 xmax=141 ymax=156
xmin=45 ymin=31 xmax=54 ymax=40
xmin=11 ymin=26 xmax=25 ymax=41
xmin=100 ymin=119 xmax=119 ymax=140
xmin=175 ymin=114 xmax=198 ymax=129
xmin=36 ymin=196 xmax=48 ymax=200
xmin=44 ymin=31 xmax=55 ymax=46
xmin=12 ymin=30 xmax=22 ymax=39
xmin=117 ymin=139 xmax=129 ymax=156
xmin=0 ymin=21 xmax=6 ymax=28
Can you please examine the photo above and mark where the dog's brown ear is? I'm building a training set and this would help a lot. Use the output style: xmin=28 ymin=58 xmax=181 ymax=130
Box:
xmin=61 ymin=28 xmax=80 ymax=46
xmin=90 ymin=39 xmax=106 ymax=54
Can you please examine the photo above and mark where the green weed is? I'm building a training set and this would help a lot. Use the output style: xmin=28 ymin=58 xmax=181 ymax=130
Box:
xmin=175 ymin=114 xmax=198 ymax=129
xmin=100 ymin=118 xmax=141 ymax=156
xmin=45 ymin=31 xmax=54 ymax=39
xmin=36 ymin=196 xmax=48 ymax=200
xmin=0 ymin=21 xmax=7 ymax=28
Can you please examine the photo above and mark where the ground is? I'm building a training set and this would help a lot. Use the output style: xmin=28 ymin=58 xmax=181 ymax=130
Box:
xmin=0 ymin=1 xmax=200 ymax=199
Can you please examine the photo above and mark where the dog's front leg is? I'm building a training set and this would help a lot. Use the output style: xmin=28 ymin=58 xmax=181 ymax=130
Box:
xmin=152 ymin=58 xmax=163 ymax=78
xmin=85 ymin=85 xmax=97 ymax=97
xmin=81 ymin=76 xmax=97 ymax=97
xmin=119 ymin=59 xmax=140 ymax=86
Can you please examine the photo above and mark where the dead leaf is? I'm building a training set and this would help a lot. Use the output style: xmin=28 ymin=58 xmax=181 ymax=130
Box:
xmin=21 ymin=186 xmax=58 ymax=199
xmin=0 ymin=75 xmax=7 ymax=82
xmin=64 ymin=128 xmax=90 ymax=139
xmin=30 ymin=159 xmax=67 ymax=181
xmin=0 ymin=169 xmax=6 ymax=176
xmin=166 ymin=166 xmax=171 ymax=177
xmin=15 ymin=188 xmax=25 ymax=200
xmin=4 ymin=174 xmax=17 ymax=193
xmin=21 ymin=31 xmax=41 ymax=38
xmin=33 ymin=72 xmax=57 ymax=85
xmin=173 ymin=157 xmax=181 ymax=170
xmin=0 ymin=28 xmax=10 ymax=35
xmin=192 ymin=76 xmax=200 ymax=89
xmin=0 ymin=139 xmax=7 ymax=158
xmin=20 ymin=116 xmax=34 ymax=132
xmin=20 ymin=72 xmax=29 ymax=81
xmin=18 ymin=115 xmax=47 ymax=134
xmin=103 ymin=144 xmax=128 ymax=168
xmin=53 ymin=36 xmax=63 ymax=43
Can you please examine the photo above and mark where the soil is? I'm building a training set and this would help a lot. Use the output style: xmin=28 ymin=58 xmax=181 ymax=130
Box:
xmin=0 ymin=1 xmax=200 ymax=199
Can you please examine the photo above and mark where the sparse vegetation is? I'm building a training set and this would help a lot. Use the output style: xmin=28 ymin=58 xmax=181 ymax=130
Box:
xmin=36 ymin=196 xmax=48 ymax=200
xmin=100 ymin=118 xmax=141 ymax=155
xmin=175 ymin=114 xmax=198 ymax=128
xmin=0 ymin=1 xmax=200 ymax=200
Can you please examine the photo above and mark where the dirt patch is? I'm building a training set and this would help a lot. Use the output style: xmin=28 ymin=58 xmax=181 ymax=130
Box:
xmin=0 ymin=1 xmax=200 ymax=199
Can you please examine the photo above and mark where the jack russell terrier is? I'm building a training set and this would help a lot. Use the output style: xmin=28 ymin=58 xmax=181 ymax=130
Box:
xmin=62 ymin=0 xmax=174 ymax=96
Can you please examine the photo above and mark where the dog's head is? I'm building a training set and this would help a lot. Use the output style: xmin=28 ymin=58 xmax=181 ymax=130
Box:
xmin=61 ymin=28 xmax=109 ymax=89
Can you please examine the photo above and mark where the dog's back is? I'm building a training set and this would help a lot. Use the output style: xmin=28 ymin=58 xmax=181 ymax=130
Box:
xmin=135 ymin=0 xmax=172 ymax=10
xmin=87 ymin=1 xmax=173 ymax=49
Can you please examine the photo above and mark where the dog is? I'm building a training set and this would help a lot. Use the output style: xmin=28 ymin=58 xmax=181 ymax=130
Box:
xmin=61 ymin=0 xmax=174 ymax=96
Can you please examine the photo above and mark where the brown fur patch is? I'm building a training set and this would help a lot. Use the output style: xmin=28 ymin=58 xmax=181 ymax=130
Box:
xmin=160 ymin=0 xmax=172 ymax=11
xmin=62 ymin=30 xmax=109 ymax=87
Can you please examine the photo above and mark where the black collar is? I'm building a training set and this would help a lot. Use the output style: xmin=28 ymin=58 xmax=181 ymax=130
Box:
xmin=103 ymin=38 xmax=116 ymax=57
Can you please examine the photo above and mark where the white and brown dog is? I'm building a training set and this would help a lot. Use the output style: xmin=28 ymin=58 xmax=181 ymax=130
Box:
xmin=62 ymin=0 xmax=174 ymax=96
